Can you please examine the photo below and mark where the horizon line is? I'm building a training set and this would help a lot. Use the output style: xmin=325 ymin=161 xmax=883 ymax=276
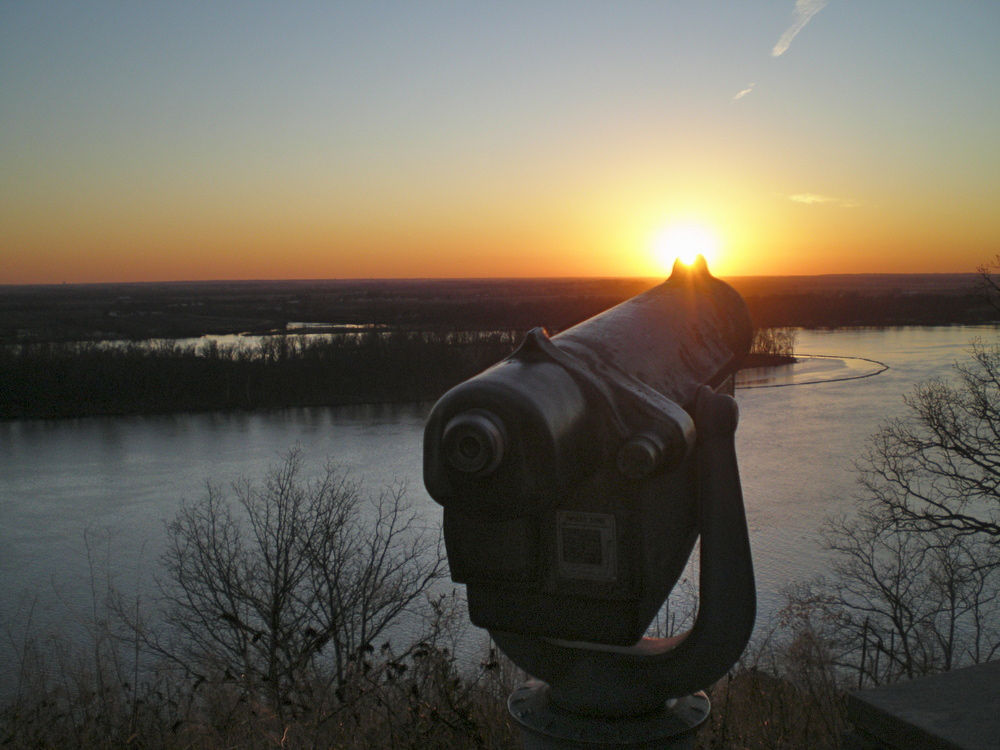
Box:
xmin=0 ymin=270 xmax=983 ymax=289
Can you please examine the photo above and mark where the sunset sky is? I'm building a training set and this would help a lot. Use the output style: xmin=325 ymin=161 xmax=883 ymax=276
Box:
xmin=2 ymin=1 xmax=999 ymax=283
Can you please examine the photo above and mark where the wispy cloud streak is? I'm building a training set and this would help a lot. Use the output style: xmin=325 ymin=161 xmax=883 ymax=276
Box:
xmin=790 ymin=193 xmax=859 ymax=208
xmin=734 ymin=83 xmax=755 ymax=100
xmin=772 ymin=0 xmax=828 ymax=57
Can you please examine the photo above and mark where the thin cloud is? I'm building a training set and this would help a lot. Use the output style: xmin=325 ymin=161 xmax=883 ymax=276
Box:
xmin=772 ymin=0 xmax=828 ymax=57
xmin=790 ymin=193 xmax=859 ymax=208
xmin=734 ymin=83 xmax=755 ymax=100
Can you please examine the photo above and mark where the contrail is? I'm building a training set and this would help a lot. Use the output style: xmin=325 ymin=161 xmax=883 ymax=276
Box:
xmin=734 ymin=83 xmax=755 ymax=100
xmin=772 ymin=0 xmax=828 ymax=57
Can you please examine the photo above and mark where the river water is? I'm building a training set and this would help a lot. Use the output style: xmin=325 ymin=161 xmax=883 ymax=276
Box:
xmin=1 ymin=326 xmax=996 ymax=678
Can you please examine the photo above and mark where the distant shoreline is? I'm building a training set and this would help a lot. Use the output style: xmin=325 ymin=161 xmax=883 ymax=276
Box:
xmin=0 ymin=336 xmax=801 ymax=422
xmin=1 ymin=274 xmax=993 ymax=420
xmin=1 ymin=275 xmax=993 ymax=346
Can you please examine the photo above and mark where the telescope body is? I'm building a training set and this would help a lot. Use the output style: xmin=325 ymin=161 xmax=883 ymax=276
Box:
xmin=423 ymin=261 xmax=753 ymax=645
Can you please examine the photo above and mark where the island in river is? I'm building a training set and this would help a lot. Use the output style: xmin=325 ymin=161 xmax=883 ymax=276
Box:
xmin=0 ymin=274 xmax=989 ymax=419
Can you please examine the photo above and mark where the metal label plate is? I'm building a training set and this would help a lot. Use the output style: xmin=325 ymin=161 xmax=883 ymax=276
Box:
xmin=556 ymin=511 xmax=617 ymax=582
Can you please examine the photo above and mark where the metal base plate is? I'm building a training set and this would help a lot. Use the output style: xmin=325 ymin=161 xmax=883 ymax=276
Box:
xmin=508 ymin=680 xmax=710 ymax=749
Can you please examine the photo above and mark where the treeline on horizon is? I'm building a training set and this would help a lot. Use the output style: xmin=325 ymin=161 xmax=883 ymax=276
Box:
xmin=2 ymin=275 xmax=995 ymax=346
xmin=1 ymin=272 xmax=989 ymax=420
xmin=744 ymin=289 xmax=993 ymax=327
xmin=1 ymin=327 xmax=795 ymax=420
xmin=0 ymin=331 xmax=522 ymax=420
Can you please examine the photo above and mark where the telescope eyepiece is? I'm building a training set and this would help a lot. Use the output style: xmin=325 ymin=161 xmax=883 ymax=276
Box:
xmin=443 ymin=409 xmax=507 ymax=476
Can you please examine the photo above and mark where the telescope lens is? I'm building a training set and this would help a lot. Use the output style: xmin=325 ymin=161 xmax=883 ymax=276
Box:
xmin=442 ymin=410 xmax=506 ymax=475
xmin=458 ymin=435 xmax=481 ymax=460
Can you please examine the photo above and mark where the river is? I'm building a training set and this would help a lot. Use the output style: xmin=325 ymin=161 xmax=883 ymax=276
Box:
xmin=1 ymin=325 xmax=996 ymax=680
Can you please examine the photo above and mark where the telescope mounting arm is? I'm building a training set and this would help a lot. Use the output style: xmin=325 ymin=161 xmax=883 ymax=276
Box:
xmin=490 ymin=385 xmax=756 ymax=717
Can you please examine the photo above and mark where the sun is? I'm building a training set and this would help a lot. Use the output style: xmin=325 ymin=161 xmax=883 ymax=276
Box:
xmin=651 ymin=223 xmax=721 ymax=271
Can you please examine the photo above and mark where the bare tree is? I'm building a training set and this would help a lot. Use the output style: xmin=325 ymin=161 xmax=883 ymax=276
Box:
xmin=750 ymin=327 xmax=797 ymax=358
xmin=976 ymin=254 xmax=1000 ymax=315
xmin=784 ymin=505 xmax=1000 ymax=689
xmin=135 ymin=448 xmax=445 ymax=718
xmin=857 ymin=339 xmax=1000 ymax=539
xmin=780 ymin=330 xmax=1000 ymax=689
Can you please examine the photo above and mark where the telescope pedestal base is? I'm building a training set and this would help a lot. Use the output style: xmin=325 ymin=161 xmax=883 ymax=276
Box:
xmin=508 ymin=680 xmax=709 ymax=749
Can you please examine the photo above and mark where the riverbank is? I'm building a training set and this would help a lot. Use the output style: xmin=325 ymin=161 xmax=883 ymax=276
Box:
xmin=0 ymin=331 xmax=520 ymax=420
xmin=740 ymin=352 xmax=797 ymax=368
xmin=0 ymin=330 xmax=798 ymax=421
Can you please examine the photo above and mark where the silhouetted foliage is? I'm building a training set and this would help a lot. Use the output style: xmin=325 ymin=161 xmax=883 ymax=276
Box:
xmin=0 ymin=330 xmax=522 ymax=419
xmin=742 ymin=327 xmax=797 ymax=367
xmin=778 ymin=329 xmax=1000 ymax=691
xmin=742 ymin=290 xmax=992 ymax=328
xmin=122 ymin=448 xmax=446 ymax=722
xmin=784 ymin=512 xmax=1000 ymax=689
xmin=1 ymin=457 xmax=518 ymax=749
xmin=858 ymin=340 xmax=1000 ymax=539
xmin=976 ymin=254 xmax=1000 ymax=315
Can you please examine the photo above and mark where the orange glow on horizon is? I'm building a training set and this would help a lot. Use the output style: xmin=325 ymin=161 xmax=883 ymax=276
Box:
xmin=1 ymin=181 xmax=996 ymax=283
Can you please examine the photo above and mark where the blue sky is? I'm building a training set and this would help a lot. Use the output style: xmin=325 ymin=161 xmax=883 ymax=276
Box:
xmin=3 ymin=1 xmax=999 ymax=281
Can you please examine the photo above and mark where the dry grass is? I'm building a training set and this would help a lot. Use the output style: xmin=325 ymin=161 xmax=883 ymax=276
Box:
xmin=1 ymin=635 xmax=522 ymax=749
xmin=2 ymin=618 xmax=854 ymax=749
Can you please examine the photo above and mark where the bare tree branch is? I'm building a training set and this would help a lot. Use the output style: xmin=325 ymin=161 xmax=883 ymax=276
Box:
xmin=782 ymin=336 xmax=1000 ymax=688
xmin=121 ymin=447 xmax=446 ymax=719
